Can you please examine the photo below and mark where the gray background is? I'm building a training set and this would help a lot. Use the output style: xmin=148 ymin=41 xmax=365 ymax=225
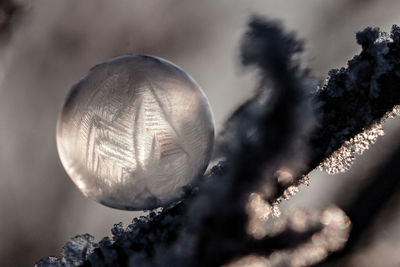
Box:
xmin=1 ymin=0 xmax=400 ymax=266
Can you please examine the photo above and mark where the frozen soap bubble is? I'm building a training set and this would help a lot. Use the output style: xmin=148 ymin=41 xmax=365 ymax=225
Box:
xmin=56 ymin=55 xmax=215 ymax=210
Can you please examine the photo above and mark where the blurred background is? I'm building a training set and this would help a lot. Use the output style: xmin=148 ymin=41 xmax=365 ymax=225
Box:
xmin=1 ymin=0 xmax=400 ymax=266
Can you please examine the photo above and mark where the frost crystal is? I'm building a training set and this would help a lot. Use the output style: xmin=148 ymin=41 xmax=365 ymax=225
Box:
xmin=319 ymin=144 xmax=354 ymax=174
xmin=319 ymin=123 xmax=385 ymax=174
xmin=299 ymin=175 xmax=310 ymax=186
xmin=384 ymin=105 xmax=400 ymax=119
xmin=60 ymin=234 xmax=94 ymax=267
xmin=275 ymin=185 xmax=301 ymax=205
xmin=320 ymin=104 xmax=400 ymax=175
xmin=272 ymin=204 xmax=281 ymax=217
xmin=274 ymin=174 xmax=309 ymax=205
xmin=282 ymin=186 xmax=299 ymax=200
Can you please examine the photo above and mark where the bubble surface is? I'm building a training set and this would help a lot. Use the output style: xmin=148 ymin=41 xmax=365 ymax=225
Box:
xmin=57 ymin=55 xmax=214 ymax=210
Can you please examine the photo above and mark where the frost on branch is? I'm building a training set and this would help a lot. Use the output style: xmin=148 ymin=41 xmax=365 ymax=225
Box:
xmin=319 ymin=123 xmax=384 ymax=174
xmin=312 ymin=26 xmax=400 ymax=173
xmin=37 ymin=234 xmax=95 ymax=267
xmin=319 ymin=105 xmax=400 ymax=174
xmin=37 ymin=20 xmax=400 ymax=267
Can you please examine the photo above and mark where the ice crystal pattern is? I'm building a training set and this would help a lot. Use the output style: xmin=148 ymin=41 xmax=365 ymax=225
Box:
xmin=56 ymin=55 xmax=215 ymax=210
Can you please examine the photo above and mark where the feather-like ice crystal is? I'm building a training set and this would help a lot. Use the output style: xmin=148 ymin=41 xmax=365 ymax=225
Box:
xmin=56 ymin=55 xmax=215 ymax=210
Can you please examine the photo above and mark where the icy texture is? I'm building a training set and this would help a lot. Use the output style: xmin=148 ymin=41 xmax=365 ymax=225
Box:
xmin=319 ymin=123 xmax=384 ymax=174
xmin=312 ymin=26 xmax=400 ymax=173
xmin=36 ymin=235 xmax=95 ymax=267
xmin=298 ymin=174 xmax=310 ymax=186
xmin=319 ymin=105 xmax=400 ymax=174
xmin=39 ymin=21 xmax=400 ymax=267
xmin=273 ymin=175 xmax=310 ymax=205
xmin=61 ymin=234 xmax=95 ymax=266
xmin=56 ymin=55 xmax=215 ymax=210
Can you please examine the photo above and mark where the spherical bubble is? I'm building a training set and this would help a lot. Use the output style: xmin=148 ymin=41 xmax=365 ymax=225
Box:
xmin=56 ymin=55 xmax=215 ymax=210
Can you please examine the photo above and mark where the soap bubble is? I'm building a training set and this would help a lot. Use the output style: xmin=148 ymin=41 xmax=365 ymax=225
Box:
xmin=56 ymin=55 xmax=215 ymax=210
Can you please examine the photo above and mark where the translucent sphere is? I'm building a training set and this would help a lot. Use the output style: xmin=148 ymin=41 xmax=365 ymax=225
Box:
xmin=56 ymin=55 xmax=214 ymax=210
